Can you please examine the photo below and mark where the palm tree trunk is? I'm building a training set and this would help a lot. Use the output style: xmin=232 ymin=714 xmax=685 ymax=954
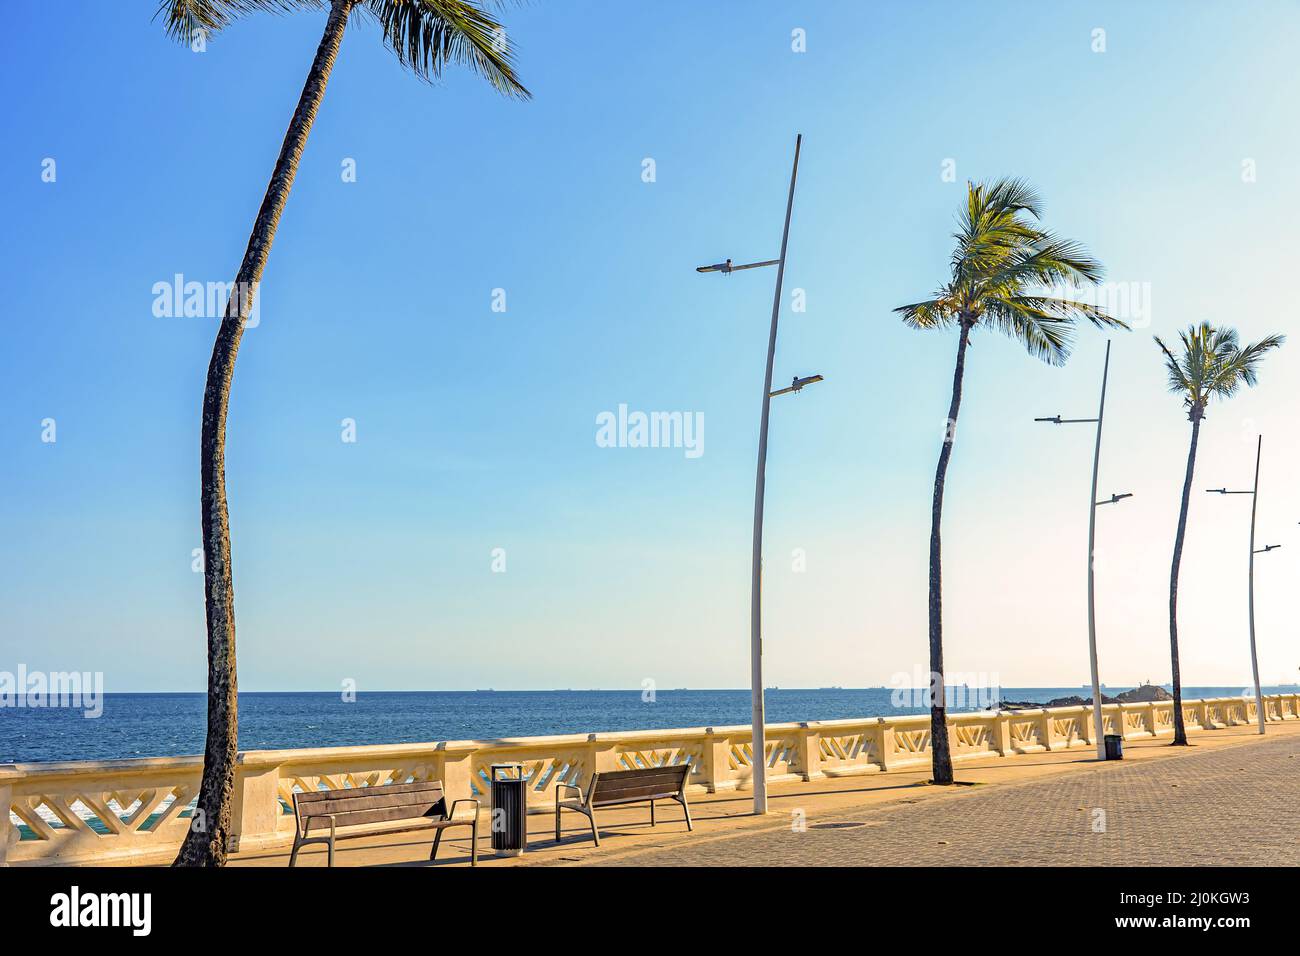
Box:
xmin=927 ymin=319 xmax=972 ymax=785
xmin=1166 ymin=410 xmax=1202 ymax=747
xmin=174 ymin=0 xmax=353 ymax=867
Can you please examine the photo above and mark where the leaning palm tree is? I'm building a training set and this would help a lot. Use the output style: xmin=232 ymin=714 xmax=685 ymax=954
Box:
xmin=895 ymin=179 xmax=1126 ymax=784
xmin=160 ymin=0 xmax=528 ymax=867
xmin=1155 ymin=323 xmax=1283 ymax=746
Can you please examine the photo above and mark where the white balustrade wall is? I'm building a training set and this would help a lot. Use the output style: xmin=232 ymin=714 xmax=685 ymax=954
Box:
xmin=3 ymin=693 xmax=1296 ymax=866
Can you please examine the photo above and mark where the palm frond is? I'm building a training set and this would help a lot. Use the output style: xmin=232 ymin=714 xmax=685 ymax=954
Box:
xmin=158 ymin=0 xmax=531 ymax=101
xmin=893 ymin=295 xmax=960 ymax=331
xmin=156 ymin=0 xmax=320 ymax=43
xmin=362 ymin=0 xmax=530 ymax=97
xmin=984 ymin=234 xmax=1105 ymax=290
xmin=952 ymin=180 xmax=1042 ymax=280
xmin=1007 ymin=294 xmax=1128 ymax=331
xmin=1152 ymin=334 xmax=1193 ymax=399
xmin=984 ymin=177 xmax=1044 ymax=219
xmin=1208 ymin=332 xmax=1285 ymax=397
xmin=983 ymin=297 xmax=1075 ymax=366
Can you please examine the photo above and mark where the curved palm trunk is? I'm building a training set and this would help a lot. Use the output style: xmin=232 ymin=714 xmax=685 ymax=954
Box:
xmin=927 ymin=320 xmax=972 ymax=785
xmin=1166 ymin=409 xmax=1202 ymax=747
xmin=174 ymin=0 xmax=353 ymax=867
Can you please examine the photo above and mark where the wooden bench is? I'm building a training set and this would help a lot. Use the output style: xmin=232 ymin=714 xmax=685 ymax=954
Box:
xmin=555 ymin=765 xmax=693 ymax=847
xmin=290 ymin=780 xmax=479 ymax=867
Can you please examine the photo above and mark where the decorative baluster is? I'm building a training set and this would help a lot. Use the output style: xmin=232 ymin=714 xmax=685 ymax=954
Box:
xmin=877 ymin=718 xmax=896 ymax=771
xmin=1039 ymin=710 xmax=1057 ymax=751
xmin=793 ymin=723 xmax=821 ymax=782
xmin=993 ymin=710 xmax=1012 ymax=756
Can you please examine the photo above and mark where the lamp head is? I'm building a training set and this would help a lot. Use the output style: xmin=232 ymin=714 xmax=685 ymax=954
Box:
xmin=695 ymin=258 xmax=733 ymax=275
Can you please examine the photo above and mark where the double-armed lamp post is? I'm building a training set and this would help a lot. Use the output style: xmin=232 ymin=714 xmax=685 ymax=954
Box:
xmin=1034 ymin=341 xmax=1132 ymax=760
xmin=696 ymin=134 xmax=822 ymax=815
xmin=1206 ymin=434 xmax=1276 ymax=735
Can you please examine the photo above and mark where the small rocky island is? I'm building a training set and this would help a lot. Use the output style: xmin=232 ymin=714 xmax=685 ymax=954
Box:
xmin=998 ymin=683 xmax=1173 ymax=710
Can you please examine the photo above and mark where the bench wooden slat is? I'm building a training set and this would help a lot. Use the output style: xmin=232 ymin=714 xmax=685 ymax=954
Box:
xmin=594 ymin=766 xmax=689 ymax=781
xmin=592 ymin=780 xmax=683 ymax=800
xmin=594 ymin=770 xmax=685 ymax=787
xmin=295 ymin=780 xmax=443 ymax=805
xmin=591 ymin=789 xmax=679 ymax=806
xmin=303 ymin=802 xmax=447 ymax=831
xmin=590 ymin=793 xmax=680 ymax=808
xmin=594 ymin=767 xmax=689 ymax=783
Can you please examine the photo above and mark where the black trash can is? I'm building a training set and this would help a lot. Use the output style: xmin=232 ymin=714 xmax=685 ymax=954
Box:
xmin=489 ymin=763 xmax=528 ymax=857
xmin=1103 ymin=734 xmax=1123 ymax=760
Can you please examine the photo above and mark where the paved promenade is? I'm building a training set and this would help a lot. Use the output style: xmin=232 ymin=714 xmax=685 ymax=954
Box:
xmin=230 ymin=719 xmax=1300 ymax=868
xmin=568 ymin=727 xmax=1300 ymax=867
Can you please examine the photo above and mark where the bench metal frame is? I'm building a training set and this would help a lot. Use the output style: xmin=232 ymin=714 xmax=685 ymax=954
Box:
xmin=555 ymin=765 xmax=693 ymax=847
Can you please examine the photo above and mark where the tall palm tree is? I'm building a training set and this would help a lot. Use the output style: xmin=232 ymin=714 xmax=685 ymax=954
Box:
xmin=895 ymin=179 xmax=1126 ymax=784
xmin=1154 ymin=323 xmax=1283 ymax=746
xmin=160 ymin=0 xmax=528 ymax=867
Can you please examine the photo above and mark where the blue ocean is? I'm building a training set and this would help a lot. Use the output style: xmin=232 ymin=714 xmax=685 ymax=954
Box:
xmin=2 ymin=685 xmax=1291 ymax=764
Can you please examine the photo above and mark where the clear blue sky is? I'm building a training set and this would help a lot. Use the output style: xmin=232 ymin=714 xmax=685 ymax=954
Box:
xmin=3 ymin=1 xmax=1299 ymax=692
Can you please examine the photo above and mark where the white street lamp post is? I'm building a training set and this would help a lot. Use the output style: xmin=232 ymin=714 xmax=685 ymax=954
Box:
xmin=1206 ymin=434 xmax=1277 ymax=735
xmin=1035 ymin=340 xmax=1132 ymax=760
xmin=696 ymin=134 xmax=823 ymax=814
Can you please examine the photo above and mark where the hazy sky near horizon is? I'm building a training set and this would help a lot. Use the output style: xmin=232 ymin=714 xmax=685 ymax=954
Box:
xmin=3 ymin=1 xmax=1300 ymax=693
